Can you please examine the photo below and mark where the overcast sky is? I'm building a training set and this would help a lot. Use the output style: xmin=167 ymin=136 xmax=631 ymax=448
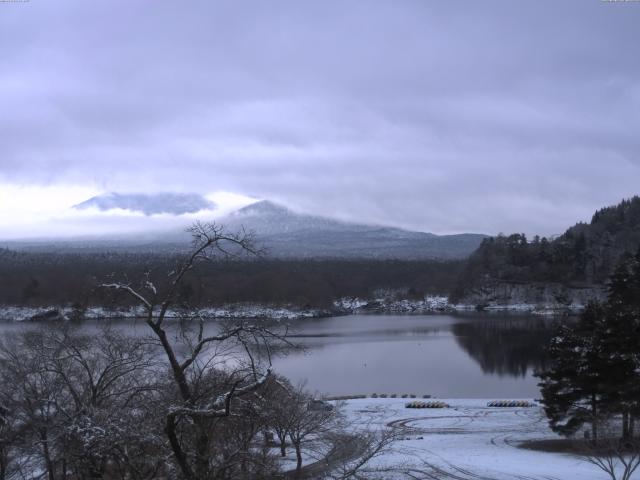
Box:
xmin=1 ymin=0 xmax=639 ymax=239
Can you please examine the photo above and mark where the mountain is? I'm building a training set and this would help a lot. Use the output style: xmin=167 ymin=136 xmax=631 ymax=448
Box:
xmin=11 ymin=198 xmax=486 ymax=259
xmin=218 ymin=200 xmax=486 ymax=259
xmin=74 ymin=192 xmax=215 ymax=216
xmin=450 ymin=196 xmax=640 ymax=306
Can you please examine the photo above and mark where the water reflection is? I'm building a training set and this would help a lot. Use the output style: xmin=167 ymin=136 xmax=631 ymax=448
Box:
xmin=271 ymin=314 xmax=559 ymax=397
xmin=0 ymin=314 xmax=561 ymax=397
xmin=452 ymin=317 xmax=555 ymax=378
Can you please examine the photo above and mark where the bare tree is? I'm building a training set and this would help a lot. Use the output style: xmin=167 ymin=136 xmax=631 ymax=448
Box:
xmin=0 ymin=325 xmax=161 ymax=480
xmin=0 ymin=402 xmax=18 ymax=480
xmin=263 ymin=374 xmax=296 ymax=458
xmin=323 ymin=428 xmax=401 ymax=480
xmin=284 ymin=384 xmax=340 ymax=475
xmin=102 ymin=222 xmax=290 ymax=480
xmin=584 ymin=435 xmax=640 ymax=480
xmin=0 ymin=329 xmax=68 ymax=480
xmin=0 ymin=222 xmax=396 ymax=479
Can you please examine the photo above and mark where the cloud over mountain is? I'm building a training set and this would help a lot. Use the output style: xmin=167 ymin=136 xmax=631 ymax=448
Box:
xmin=73 ymin=192 xmax=215 ymax=216
xmin=1 ymin=1 xmax=639 ymax=236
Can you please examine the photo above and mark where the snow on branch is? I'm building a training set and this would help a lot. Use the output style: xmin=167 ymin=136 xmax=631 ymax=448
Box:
xmin=100 ymin=283 xmax=152 ymax=310
xmin=168 ymin=367 xmax=272 ymax=419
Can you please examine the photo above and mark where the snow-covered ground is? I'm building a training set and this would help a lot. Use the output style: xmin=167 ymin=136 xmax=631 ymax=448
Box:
xmin=273 ymin=443 xmax=331 ymax=473
xmin=339 ymin=398 xmax=610 ymax=480
xmin=0 ymin=293 xmax=586 ymax=322
xmin=0 ymin=304 xmax=330 ymax=322
xmin=334 ymin=295 xmax=585 ymax=315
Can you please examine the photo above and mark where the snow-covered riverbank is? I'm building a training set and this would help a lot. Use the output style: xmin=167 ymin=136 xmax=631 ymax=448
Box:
xmin=0 ymin=294 xmax=583 ymax=322
xmin=0 ymin=304 xmax=332 ymax=322
xmin=339 ymin=397 xmax=606 ymax=479
xmin=334 ymin=295 xmax=585 ymax=316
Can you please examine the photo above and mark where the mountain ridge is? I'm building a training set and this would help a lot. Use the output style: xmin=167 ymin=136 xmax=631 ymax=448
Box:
xmin=10 ymin=198 xmax=487 ymax=259
xmin=218 ymin=200 xmax=485 ymax=259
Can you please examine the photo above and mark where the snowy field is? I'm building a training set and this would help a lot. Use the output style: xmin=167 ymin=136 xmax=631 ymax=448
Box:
xmin=340 ymin=398 xmax=615 ymax=480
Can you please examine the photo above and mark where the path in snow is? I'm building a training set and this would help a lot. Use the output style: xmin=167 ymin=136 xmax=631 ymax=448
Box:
xmin=340 ymin=398 xmax=617 ymax=480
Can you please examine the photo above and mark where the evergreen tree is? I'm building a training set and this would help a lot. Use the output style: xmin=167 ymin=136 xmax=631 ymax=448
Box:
xmin=538 ymin=248 xmax=640 ymax=442
xmin=601 ymin=249 xmax=640 ymax=439
xmin=537 ymin=302 xmax=609 ymax=441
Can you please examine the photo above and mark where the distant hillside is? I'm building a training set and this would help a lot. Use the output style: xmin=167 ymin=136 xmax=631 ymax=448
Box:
xmin=9 ymin=199 xmax=486 ymax=260
xmin=219 ymin=201 xmax=487 ymax=260
xmin=451 ymin=196 xmax=640 ymax=304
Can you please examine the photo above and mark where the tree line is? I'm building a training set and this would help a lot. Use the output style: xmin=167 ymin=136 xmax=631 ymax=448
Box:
xmin=0 ymin=248 xmax=462 ymax=310
xmin=451 ymin=196 xmax=640 ymax=301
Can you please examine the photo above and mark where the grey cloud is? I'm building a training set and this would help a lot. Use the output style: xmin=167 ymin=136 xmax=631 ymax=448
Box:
xmin=1 ymin=0 xmax=639 ymax=237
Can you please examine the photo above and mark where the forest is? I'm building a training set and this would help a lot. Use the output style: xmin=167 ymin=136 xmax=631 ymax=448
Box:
xmin=0 ymin=249 xmax=462 ymax=310
xmin=450 ymin=196 xmax=640 ymax=301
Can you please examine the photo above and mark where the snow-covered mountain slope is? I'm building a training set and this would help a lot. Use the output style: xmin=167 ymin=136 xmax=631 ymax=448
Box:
xmin=218 ymin=200 xmax=486 ymax=259
xmin=11 ymin=199 xmax=486 ymax=259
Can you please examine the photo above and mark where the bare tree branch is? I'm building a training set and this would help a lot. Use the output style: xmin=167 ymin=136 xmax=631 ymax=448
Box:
xmin=100 ymin=283 xmax=153 ymax=310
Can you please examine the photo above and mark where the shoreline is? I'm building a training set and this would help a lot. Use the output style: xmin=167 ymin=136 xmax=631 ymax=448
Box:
xmin=0 ymin=296 xmax=583 ymax=322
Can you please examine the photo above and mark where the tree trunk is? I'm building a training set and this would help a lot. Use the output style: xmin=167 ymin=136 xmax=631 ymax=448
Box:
xmin=152 ymin=322 xmax=200 ymax=480
xmin=623 ymin=411 xmax=630 ymax=440
xmin=149 ymin=322 xmax=192 ymax=402
xmin=630 ymin=416 xmax=636 ymax=438
xmin=165 ymin=415 xmax=196 ymax=480
xmin=591 ymin=394 xmax=599 ymax=444
xmin=195 ymin=426 xmax=210 ymax=480
xmin=0 ymin=447 xmax=6 ymax=480
xmin=292 ymin=436 xmax=302 ymax=474
xmin=87 ymin=466 xmax=104 ymax=479
xmin=277 ymin=431 xmax=287 ymax=457
xmin=40 ymin=429 xmax=56 ymax=480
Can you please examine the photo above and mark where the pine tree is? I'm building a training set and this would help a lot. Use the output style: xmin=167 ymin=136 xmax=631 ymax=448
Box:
xmin=537 ymin=303 xmax=609 ymax=441
xmin=538 ymin=248 xmax=640 ymax=442
xmin=600 ymin=249 xmax=640 ymax=439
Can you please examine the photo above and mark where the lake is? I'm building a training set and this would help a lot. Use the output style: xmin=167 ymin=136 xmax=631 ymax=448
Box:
xmin=0 ymin=313 xmax=559 ymax=398
xmin=274 ymin=314 xmax=556 ymax=398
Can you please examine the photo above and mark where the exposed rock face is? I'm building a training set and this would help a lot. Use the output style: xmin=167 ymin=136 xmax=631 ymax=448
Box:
xmin=455 ymin=281 xmax=607 ymax=312
xmin=334 ymin=295 xmax=450 ymax=314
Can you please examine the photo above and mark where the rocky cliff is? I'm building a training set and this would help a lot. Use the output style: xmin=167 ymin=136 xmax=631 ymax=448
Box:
xmin=454 ymin=280 xmax=606 ymax=313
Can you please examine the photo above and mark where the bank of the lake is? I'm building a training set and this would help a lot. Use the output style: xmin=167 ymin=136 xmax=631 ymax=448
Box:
xmin=0 ymin=293 xmax=585 ymax=322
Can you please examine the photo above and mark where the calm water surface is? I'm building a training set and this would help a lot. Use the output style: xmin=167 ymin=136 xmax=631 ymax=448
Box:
xmin=0 ymin=313 xmax=558 ymax=398
xmin=273 ymin=314 xmax=555 ymax=398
